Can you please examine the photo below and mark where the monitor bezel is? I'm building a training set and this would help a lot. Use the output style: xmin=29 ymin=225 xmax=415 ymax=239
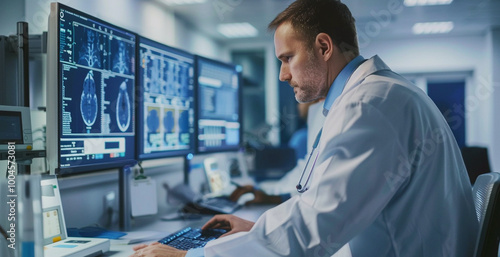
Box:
xmin=194 ymin=55 xmax=243 ymax=154
xmin=47 ymin=2 xmax=137 ymax=175
xmin=136 ymin=36 xmax=196 ymax=160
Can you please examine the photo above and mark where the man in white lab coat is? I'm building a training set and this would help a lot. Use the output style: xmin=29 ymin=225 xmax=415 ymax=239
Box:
xmin=131 ymin=0 xmax=478 ymax=256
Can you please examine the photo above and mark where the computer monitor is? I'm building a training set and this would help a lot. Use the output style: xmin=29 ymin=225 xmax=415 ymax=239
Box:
xmin=46 ymin=3 xmax=136 ymax=175
xmin=0 ymin=105 xmax=32 ymax=151
xmin=136 ymin=37 xmax=195 ymax=160
xmin=195 ymin=56 xmax=242 ymax=153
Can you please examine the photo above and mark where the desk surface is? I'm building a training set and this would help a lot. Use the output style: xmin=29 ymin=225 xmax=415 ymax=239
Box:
xmin=105 ymin=204 xmax=275 ymax=257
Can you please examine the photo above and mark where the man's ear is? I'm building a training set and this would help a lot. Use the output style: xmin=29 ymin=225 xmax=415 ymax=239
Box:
xmin=315 ymin=33 xmax=334 ymax=61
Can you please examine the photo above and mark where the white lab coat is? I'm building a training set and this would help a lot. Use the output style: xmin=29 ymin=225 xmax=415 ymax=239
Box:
xmin=204 ymin=55 xmax=479 ymax=256
xmin=259 ymin=101 xmax=326 ymax=197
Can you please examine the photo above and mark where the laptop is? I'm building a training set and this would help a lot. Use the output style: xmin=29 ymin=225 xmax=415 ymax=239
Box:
xmin=190 ymin=157 xmax=250 ymax=214
xmin=41 ymin=176 xmax=110 ymax=257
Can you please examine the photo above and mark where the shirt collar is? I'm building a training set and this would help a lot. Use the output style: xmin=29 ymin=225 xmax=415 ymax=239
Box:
xmin=323 ymin=55 xmax=365 ymax=116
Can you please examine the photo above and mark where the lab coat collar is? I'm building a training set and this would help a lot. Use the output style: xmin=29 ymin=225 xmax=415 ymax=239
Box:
xmin=323 ymin=55 xmax=391 ymax=116
xmin=322 ymin=55 xmax=365 ymax=116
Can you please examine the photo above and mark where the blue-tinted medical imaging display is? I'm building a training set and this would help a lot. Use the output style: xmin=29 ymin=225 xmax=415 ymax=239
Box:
xmin=57 ymin=6 xmax=135 ymax=170
xmin=137 ymin=37 xmax=195 ymax=159
xmin=196 ymin=57 xmax=241 ymax=153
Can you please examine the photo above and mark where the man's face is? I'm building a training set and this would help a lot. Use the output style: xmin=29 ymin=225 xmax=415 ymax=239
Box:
xmin=274 ymin=22 xmax=328 ymax=103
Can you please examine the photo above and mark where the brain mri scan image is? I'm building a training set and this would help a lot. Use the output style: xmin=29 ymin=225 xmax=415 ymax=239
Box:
xmin=80 ymin=70 xmax=98 ymax=127
xmin=116 ymin=81 xmax=131 ymax=132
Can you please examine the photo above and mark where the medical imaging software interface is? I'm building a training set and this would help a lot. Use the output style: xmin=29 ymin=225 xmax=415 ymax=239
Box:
xmin=197 ymin=58 xmax=241 ymax=152
xmin=58 ymin=7 xmax=135 ymax=169
xmin=138 ymin=38 xmax=195 ymax=158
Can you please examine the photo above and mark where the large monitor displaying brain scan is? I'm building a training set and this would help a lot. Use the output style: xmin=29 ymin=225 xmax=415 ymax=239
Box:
xmin=46 ymin=3 xmax=136 ymax=175
xmin=137 ymin=36 xmax=195 ymax=160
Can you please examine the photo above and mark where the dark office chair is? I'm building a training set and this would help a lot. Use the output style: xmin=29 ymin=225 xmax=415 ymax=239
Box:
xmin=461 ymin=146 xmax=492 ymax=184
xmin=472 ymin=172 xmax=500 ymax=257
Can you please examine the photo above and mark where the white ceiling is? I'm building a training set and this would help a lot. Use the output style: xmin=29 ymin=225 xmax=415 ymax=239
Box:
xmin=158 ymin=0 xmax=500 ymax=45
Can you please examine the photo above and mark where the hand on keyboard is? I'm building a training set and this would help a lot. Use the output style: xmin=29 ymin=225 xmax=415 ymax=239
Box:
xmin=201 ymin=214 xmax=255 ymax=238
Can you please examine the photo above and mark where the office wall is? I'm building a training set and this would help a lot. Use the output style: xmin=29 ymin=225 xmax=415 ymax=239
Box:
xmin=175 ymin=16 xmax=229 ymax=61
xmin=0 ymin=0 xmax=24 ymax=36
xmin=23 ymin=0 xmax=223 ymax=55
xmin=488 ymin=28 xmax=500 ymax=173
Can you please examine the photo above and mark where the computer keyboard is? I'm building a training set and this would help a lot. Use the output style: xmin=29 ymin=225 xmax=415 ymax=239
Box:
xmin=158 ymin=227 xmax=227 ymax=250
xmin=202 ymin=197 xmax=239 ymax=209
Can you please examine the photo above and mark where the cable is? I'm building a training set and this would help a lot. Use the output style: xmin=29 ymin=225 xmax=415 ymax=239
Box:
xmin=134 ymin=162 xmax=146 ymax=180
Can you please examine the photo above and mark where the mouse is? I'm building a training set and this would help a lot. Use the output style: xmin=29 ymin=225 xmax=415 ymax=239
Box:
xmin=237 ymin=193 xmax=255 ymax=205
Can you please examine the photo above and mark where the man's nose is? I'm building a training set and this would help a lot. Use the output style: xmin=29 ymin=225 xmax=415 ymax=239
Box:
xmin=279 ymin=66 xmax=291 ymax=82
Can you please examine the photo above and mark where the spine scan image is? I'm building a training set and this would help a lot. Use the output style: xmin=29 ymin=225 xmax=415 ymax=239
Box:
xmin=113 ymin=41 xmax=129 ymax=74
xmin=78 ymin=28 xmax=101 ymax=68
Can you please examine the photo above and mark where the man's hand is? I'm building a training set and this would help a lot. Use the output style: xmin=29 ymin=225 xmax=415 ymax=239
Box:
xmin=130 ymin=242 xmax=187 ymax=257
xmin=202 ymin=214 xmax=255 ymax=238
xmin=229 ymin=185 xmax=282 ymax=204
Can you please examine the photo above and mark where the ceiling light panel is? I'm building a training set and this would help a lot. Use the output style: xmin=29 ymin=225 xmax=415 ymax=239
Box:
xmin=161 ymin=0 xmax=206 ymax=6
xmin=404 ymin=0 xmax=453 ymax=6
xmin=412 ymin=22 xmax=454 ymax=34
xmin=217 ymin=23 xmax=258 ymax=38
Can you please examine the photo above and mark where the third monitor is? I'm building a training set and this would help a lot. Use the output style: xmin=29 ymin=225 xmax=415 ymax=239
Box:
xmin=195 ymin=56 xmax=242 ymax=153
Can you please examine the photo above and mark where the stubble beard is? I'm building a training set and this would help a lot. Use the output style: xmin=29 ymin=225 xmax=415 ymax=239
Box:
xmin=294 ymin=57 xmax=327 ymax=103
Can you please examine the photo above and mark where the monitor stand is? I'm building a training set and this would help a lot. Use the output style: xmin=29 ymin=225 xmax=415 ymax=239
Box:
xmin=119 ymin=164 xmax=134 ymax=231
xmin=184 ymin=153 xmax=194 ymax=185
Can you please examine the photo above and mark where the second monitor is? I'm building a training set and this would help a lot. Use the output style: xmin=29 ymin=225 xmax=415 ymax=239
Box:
xmin=137 ymin=37 xmax=195 ymax=160
xmin=195 ymin=56 xmax=242 ymax=153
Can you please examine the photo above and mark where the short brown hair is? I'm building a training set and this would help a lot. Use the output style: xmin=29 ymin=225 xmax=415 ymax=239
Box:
xmin=268 ymin=0 xmax=359 ymax=57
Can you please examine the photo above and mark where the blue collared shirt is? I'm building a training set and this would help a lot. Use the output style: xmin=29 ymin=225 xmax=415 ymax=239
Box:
xmin=322 ymin=55 xmax=365 ymax=116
